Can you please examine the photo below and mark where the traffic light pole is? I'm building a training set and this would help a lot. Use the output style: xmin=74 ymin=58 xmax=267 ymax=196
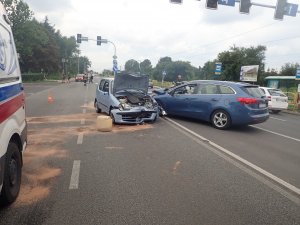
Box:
xmin=77 ymin=34 xmax=119 ymax=76
xmin=103 ymin=39 xmax=118 ymax=76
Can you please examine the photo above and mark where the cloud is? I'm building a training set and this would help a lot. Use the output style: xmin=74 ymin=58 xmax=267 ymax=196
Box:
xmin=22 ymin=0 xmax=300 ymax=72
xmin=24 ymin=0 xmax=72 ymax=13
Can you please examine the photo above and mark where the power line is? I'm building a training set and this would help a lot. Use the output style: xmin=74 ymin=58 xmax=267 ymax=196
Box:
xmin=170 ymin=22 xmax=277 ymax=58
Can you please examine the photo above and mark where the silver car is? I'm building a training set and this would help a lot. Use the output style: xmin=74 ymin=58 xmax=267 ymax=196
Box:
xmin=94 ymin=73 xmax=159 ymax=124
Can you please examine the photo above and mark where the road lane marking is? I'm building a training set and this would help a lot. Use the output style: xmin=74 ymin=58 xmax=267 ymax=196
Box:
xmin=81 ymin=118 xmax=85 ymax=125
xmin=270 ymin=117 xmax=287 ymax=122
xmin=77 ymin=133 xmax=83 ymax=144
xmin=69 ymin=160 xmax=81 ymax=190
xmin=165 ymin=118 xmax=300 ymax=204
xmin=82 ymin=108 xmax=86 ymax=114
xmin=251 ymin=125 xmax=300 ymax=142
xmin=172 ymin=161 xmax=181 ymax=175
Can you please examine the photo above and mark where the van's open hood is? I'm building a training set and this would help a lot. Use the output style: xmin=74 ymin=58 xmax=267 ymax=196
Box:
xmin=113 ymin=73 xmax=149 ymax=94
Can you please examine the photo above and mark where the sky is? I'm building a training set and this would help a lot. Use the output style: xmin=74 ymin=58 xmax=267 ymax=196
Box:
xmin=23 ymin=0 xmax=300 ymax=73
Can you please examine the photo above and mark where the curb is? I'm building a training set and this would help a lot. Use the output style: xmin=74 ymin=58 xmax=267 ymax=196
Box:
xmin=282 ymin=110 xmax=300 ymax=116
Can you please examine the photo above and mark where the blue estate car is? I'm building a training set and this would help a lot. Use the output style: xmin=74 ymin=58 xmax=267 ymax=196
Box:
xmin=94 ymin=73 xmax=159 ymax=124
xmin=153 ymin=80 xmax=269 ymax=129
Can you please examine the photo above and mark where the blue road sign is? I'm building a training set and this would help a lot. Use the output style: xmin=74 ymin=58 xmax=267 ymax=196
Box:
xmin=215 ymin=62 xmax=222 ymax=75
xmin=113 ymin=59 xmax=118 ymax=73
xmin=296 ymin=66 xmax=300 ymax=80
xmin=218 ymin=0 xmax=235 ymax=7
xmin=113 ymin=65 xmax=118 ymax=73
xmin=285 ymin=3 xmax=298 ymax=17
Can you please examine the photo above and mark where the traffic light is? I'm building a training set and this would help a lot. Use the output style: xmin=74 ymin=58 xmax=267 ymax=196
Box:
xmin=77 ymin=34 xmax=81 ymax=43
xmin=170 ymin=0 xmax=182 ymax=4
xmin=240 ymin=0 xmax=251 ymax=14
xmin=274 ymin=0 xmax=287 ymax=20
xmin=97 ymin=36 xmax=101 ymax=45
xmin=206 ymin=0 xmax=218 ymax=9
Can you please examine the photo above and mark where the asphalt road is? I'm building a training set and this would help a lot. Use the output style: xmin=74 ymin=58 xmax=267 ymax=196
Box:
xmin=0 ymin=78 xmax=299 ymax=225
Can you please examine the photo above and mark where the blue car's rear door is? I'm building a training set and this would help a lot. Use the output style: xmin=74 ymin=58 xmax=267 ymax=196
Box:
xmin=188 ymin=84 xmax=222 ymax=121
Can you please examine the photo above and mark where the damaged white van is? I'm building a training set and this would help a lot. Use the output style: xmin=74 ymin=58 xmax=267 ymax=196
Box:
xmin=0 ymin=3 xmax=27 ymax=205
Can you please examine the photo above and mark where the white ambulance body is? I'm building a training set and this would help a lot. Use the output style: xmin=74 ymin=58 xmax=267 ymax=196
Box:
xmin=0 ymin=3 xmax=27 ymax=205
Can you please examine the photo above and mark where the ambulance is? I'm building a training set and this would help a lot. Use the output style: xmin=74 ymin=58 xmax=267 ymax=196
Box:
xmin=0 ymin=3 xmax=27 ymax=205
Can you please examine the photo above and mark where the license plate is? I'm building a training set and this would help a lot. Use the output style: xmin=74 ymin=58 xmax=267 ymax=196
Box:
xmin=259 ymin=103 xmax=266 ymax=108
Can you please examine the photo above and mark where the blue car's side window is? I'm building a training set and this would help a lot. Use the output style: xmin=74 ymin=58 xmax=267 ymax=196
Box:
xmin=173 ymin=84 xmax=196 ymax=96
xmin=197 ymin=84 xmax=219 ymax=94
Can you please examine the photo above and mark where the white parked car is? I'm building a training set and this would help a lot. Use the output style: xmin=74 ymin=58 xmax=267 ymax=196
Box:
xmin=259 ymin=87 xmax=288 ymax=114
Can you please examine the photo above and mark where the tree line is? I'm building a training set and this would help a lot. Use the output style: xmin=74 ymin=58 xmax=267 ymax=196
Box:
xmin=1 ymin=0 xmax=298 ymax=83
xmin=1 ymin=0 xmax=90 ymax=76
xmin=123 ymin=45 xmax=299 ymax=86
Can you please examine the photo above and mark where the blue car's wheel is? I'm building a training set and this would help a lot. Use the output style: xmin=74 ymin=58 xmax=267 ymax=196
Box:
xmin=211 ymin=110 xmax=231 ymax=129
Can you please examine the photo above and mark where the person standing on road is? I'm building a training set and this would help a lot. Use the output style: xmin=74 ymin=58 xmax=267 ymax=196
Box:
xmin=174 ymin=74 xmax=183 ymax=86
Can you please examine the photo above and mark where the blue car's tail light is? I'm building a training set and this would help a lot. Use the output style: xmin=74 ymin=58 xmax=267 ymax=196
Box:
xmin=237 ymin=97 xmax=257 ymax=104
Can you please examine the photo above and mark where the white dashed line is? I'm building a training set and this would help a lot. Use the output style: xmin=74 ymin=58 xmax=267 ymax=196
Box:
xmin=77 ymin=133 xmax=83 ymax=144
xmin=251 ymin=125 xmax=300 ymax=142
xmin=82 ymin=108 xmax=86 ymax=114
xmin=270 ymin=117 xmax=287 ymax=122
xmin=69 ymin=160 xmax=81 ymax=190
xmin=81 ymin=118 xmax=85 ymax=125
xmin=165 ymin=118 xmax=300 ymax=205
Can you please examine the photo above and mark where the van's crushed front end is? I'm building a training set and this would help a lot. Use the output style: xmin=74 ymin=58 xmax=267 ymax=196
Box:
xmin=111 ymin=89 xmax=159 ymax=124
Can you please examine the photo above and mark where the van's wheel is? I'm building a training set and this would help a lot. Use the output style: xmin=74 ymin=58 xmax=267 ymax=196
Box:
xmin=94 ymin=100 xmax=101 ymax=113
xmin=0 ymin=142 xmax=22 ymax=206
xmin=109 ymin=108 xmax=115 ymax=124
xmin=211 ymin=110 xmax=231 ymax=129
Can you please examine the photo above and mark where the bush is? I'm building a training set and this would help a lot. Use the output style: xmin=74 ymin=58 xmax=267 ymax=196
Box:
xmin=22 ymin=73 xmax=44 ymax=82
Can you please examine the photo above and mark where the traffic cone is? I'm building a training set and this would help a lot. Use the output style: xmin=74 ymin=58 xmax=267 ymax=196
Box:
xmin=48 ymin=91 xmax=53 ymax=104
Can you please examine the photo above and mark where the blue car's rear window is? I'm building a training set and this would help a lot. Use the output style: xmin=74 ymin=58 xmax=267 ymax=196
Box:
xmin=241 ymin=86 xmax=264 ymax=98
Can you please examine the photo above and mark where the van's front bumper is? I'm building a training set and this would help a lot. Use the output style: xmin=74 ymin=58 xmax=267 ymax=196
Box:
xmin=111 ymin=107 xmax=158 ymax=124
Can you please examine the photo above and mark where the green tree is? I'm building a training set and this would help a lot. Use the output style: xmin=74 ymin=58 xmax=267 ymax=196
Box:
xmin=124 ymin=59 xmax=140 ymax=73
xmin=102 ymin=69 xmax=113 ymax=77
xmin=18 ymin=19 xmax=49 ymax=72
xmin=280 ymin=63 xmax=299 ymax=76
xmin=199 ymin=61 xmax=217 ymax=80
xmin=1 ymin=0 xmax=33 ymax=34
xmin=217 ymin=45 xmax=266 ymax=82
xmin=153 ymin=57 xmax=196 ymax=82
xmin=140 ymin=59 xmax=152 ymax=76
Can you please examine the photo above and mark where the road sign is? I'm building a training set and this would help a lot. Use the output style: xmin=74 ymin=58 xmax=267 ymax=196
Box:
xmin=240 ymin=65 xmax=259 ymax=82
xmin=296 ymin=66 xmax=300 ymax=80
xmin=215 ymin=62 xmax=222 ymax=75
xmin=285 ymin=3 xmax=298 ymax=17
xmin=218 ymin=0 xmax=235 ymax=7
xmin=113 ymin=59 xmax=118 ymax=73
